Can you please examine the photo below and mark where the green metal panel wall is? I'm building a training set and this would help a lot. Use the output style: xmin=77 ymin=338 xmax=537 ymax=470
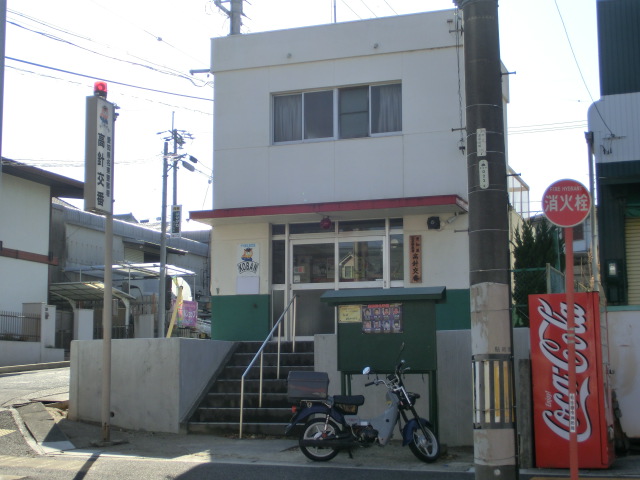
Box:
xmin=597 ymin=0 xmax=640 ymax=96
xmin=435 ymin=289 xmax=471 ymax=330
xmin=211 ymin=294 xmax=271 ymax=341
xmin=337 ymin=301 xmax=437 ymax=374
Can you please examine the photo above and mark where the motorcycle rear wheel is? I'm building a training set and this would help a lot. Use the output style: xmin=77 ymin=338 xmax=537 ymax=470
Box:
xmin=408 ymin=422 xmax=440 ymax=463
xmin=299 ymin=418 xmax=341 ymax=461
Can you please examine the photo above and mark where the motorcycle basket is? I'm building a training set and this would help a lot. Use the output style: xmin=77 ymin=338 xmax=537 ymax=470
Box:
xmin=287 ymin=371 xmax=329 ymax=402
xmin=334 ymin=403 xmax=359 ymax=414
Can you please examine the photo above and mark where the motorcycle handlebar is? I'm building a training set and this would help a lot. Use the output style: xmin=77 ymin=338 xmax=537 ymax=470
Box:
xmin=364 ymin=381 xmax=375 ymax=387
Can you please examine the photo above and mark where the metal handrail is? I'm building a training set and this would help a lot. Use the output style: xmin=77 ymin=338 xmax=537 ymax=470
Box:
xmin=239 ymin=295 xmax=297 ymax=438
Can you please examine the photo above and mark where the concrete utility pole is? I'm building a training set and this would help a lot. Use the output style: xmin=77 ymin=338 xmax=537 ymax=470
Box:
xmin=158 ymin=141 xmax=169 ymax=337
xmin=157 ymin=116 xmax=196 ymax=336
xmin=214 ymin=0 xmax=243 ymax=35
xmin=0 ymin=0 xmax=6 ymax=177
xmin=452 ymin=1 xmax=518 ymax=479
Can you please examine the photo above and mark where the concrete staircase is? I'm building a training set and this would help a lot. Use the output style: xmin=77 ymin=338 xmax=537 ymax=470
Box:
xmin=187 ymin=340 xmax=314 ymax=436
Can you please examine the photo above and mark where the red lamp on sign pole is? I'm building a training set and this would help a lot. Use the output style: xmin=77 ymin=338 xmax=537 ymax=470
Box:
xmin=94 ymin=81 xmax=108 ymax=98
xmin=542 ymin=178 xmax=591 ymax=480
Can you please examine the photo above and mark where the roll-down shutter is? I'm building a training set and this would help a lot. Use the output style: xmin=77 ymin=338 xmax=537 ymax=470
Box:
xmin=625 ymin=217 xmax=640 ymax=305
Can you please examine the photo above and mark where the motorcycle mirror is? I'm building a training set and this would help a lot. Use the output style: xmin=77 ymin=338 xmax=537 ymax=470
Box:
xmin=362 ymin=366 xmax=371 ymax=375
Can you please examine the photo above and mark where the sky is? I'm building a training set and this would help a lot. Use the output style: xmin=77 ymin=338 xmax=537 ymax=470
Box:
xmin=2 ymin=0 xmax=600 ymax=227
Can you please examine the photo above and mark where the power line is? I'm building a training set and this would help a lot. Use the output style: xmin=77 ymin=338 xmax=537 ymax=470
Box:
xmin=86 ymin=0 xmax=209 ymax=67
xmin=7 ymin=14 xmax=211 ymax=88
xmin=7 ymin=63 xmax=214 ymax=116
xmin=553 ymin=0 xmax=613 ymax=136
xmin=7 ymin=8 xmax=92 ymax=42
xmin=5 ymin=57 xmax=213 ymax=102
xmin=358 ymin=0 xmax=378 ymax=18
xmin=339 ymin=0 xmax=363 ymax=20
xmin=381 ymin=0 xmax=398 ymax=15
xmin=509 ymin=120 xmax=587 ymax=135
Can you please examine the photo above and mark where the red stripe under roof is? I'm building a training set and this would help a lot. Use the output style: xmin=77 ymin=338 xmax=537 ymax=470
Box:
xmin=191 ymin=195 xmax=468 ymax=220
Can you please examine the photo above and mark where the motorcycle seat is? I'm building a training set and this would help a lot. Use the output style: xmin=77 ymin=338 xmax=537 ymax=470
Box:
xmin=333 ymin=395 xmax=365 ymax=406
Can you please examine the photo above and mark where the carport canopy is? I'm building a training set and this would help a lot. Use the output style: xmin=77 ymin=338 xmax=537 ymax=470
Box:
xmin=49 ymin=282 xmax=136 ymax=307
xmin=61 ymin=263 xmax=195 ymax=281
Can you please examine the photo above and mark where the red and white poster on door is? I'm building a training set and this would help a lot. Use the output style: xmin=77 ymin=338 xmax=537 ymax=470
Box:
xmin=529 ymin=292 xmax=614 ymax=469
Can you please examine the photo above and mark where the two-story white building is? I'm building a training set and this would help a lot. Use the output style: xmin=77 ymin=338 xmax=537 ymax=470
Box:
xmin=191 ymin=9 xmax=502 ymax=341
xmin=189 ymin=9 xmax=531 ymax=449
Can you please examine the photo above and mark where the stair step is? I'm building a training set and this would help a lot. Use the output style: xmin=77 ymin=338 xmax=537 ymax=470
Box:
xmin=219 ymin=365 xmax=313 ymax=379
xmin=187 ymin=421 xmax=297 ymax=437
xmin=229 ymin=352 xmax=315 ymax=368
xmin=187 ymin=341 xmax=315 ymax=436
xmin=202 ymin=392 xmax=290 ymax=408
xmin=208 ymin=378 xmax=288 ymax=394
xmin=194 ymin=407 xmax=292 ymax=423
xmin=234 ymin=341 xmax=315 ymax=354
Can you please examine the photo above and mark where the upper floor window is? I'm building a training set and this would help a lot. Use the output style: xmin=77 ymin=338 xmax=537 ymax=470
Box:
xmin=273 ymin=83 xmax=401 ymax=143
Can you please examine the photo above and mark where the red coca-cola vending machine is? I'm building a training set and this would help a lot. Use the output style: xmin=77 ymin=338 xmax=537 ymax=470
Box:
xmin=529 ymin=292 xmax=615 ymax=468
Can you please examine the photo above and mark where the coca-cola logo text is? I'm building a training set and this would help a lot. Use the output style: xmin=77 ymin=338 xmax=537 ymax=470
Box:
xmin=536 ymin=298 xmax=593 ymax=442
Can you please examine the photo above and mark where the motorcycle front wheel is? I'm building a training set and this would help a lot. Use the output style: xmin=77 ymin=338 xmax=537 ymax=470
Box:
xmin=408 ymin=421 xmax=440 ymax=463
xmin=298 ymin=418 xmax=341 ymax=462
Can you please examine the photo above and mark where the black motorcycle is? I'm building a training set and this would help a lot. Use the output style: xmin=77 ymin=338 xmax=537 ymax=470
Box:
xmin=285 ymin=360 xmax=440 ymax=463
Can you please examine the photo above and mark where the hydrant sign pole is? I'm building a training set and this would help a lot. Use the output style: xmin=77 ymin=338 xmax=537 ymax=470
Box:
xmin=542 ymin=179 xmax=591 ymax=480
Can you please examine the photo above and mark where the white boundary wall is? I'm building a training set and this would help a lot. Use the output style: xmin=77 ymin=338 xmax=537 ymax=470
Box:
xmin=608 ymin=310 xmax=640 ymax=438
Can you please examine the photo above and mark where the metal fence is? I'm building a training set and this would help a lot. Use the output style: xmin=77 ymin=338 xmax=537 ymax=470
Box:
xmin=93 ymin=325 xmax=135 ymax=339
xmin=0 ymin=311 xmax=41 ymax=342
xmin=511 ymin=264 xmax=565 ymax=327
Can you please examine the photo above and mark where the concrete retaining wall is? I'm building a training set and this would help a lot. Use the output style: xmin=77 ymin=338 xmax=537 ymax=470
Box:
xmin=69 ymin=338 xmax=234 ymax=433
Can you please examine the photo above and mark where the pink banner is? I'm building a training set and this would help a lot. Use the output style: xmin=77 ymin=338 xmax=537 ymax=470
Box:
xmin=179 ymin=300 xmax=198 ymax=328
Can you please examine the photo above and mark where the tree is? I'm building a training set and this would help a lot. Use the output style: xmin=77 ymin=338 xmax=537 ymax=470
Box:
xmin=512 ymin=218 xmax=563 ymax=326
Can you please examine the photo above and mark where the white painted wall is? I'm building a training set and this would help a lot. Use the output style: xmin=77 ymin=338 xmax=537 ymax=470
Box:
xmin=589 ymin=93 xmax=640 ymax=165
xmin=211 ymin=10 xmax=466 ymax=210
xmin=74 ymin=309 xmax=93 ymax=340
xmin=211 ymin=223 xmax=271 ymax=295
xmin=0 ymin=175 xmax=51 ymax=311
xmin=404 ymin=214 xmax=470 ymax=289
xmin=607 ymin=310 xmax=640 ymax=437
xmin=69 ymin=338 xmax=234 ymax=433
xmin=0 ymin=175 xmax=50 ymax=252
xmin=0 ymin=341 xmax=64 ymax=366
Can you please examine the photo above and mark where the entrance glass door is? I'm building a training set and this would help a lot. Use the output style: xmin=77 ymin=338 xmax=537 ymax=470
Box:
xmin=290 ymin=239 xmax=336 ymax=337
xmin=271 ymin=219 xmax=403 ymax=339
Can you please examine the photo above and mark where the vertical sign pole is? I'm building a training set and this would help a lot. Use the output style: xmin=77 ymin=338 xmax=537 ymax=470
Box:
xmin=85 ymin=84 xmax=115 ymax=445
xmin=542 ymin=178 xmax=591 ymax=474
xmin=101 ymin=211 xmax=113 ymax=443
xmin=564 ymin=226 xmax=579 ymax=480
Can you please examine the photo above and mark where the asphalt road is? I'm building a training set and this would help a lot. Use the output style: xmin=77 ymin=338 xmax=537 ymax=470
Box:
xmin=2 ymin=368 xmax=639 ymax=480
xmin=0 ymin=454 xmax=477 ymax=480
xmin=0 ymin=367 xmax=70 ymax=407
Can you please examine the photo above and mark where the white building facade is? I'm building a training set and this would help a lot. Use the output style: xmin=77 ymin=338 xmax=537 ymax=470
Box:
xmin=190 ymin=10 xmax=514 ymax=341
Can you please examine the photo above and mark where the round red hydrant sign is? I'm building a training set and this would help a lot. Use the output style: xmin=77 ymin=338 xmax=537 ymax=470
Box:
xmin=542 ymin=179 xmax=591 ymax=227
